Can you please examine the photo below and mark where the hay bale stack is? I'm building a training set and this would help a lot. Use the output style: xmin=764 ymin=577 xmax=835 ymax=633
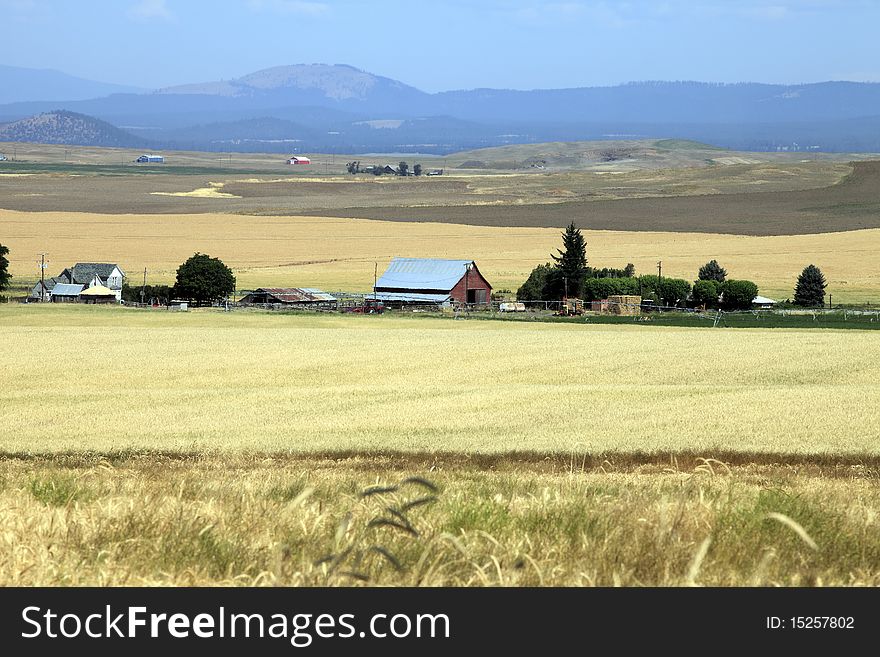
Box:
xmin=608 ymin=295 xmax=641 ymax=315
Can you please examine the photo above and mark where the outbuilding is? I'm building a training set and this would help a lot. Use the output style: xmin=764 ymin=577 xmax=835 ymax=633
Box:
xmin=752 ymin=295 xmax=777 ymax=309
xmin=79 ymin=284 xmax=118 ymax=304
xmin=286 ymin=156 xmax=311 ymax=165
xmin=238 ymin=287 xmax=337 ymax=309
xmin=371 ymin=258 xmax=492 ymax=306
xmin=50 ymin=283 xmax=84 ymax=302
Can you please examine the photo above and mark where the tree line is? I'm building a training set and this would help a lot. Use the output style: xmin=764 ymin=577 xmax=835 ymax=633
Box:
xmin=0 ymin=239 xmax=831 ymax=310
xmin=515 ymin=223 xmax=829 ymax=309
xmin=346 ymin=161 xmax=424 ymax=176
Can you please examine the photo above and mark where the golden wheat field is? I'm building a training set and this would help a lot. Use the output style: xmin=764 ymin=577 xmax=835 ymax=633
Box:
xmin=2 ymin=209 xmax=880 ymax=301
xmin=3 ymin=305 xmax=880 ymax=587
xmin=2 ymin=305 xmax=879 ymax=455
xmin=5 ymin=456 xmax=880 ymax=586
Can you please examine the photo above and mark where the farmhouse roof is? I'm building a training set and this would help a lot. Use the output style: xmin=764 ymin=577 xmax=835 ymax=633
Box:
xmin=376 ymin=258 xmax=476 ymax=292
xmin=51 ymin=283 xmax=84 ymax=296
xmin=71 ymin=263 xmax=124 ymax=284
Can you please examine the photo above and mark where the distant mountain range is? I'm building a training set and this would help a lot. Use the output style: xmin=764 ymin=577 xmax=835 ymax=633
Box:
xmin=0 ymin=65 xmax=145 ymax=105
xmin=1 ymin=64 xmax=880 ymax=153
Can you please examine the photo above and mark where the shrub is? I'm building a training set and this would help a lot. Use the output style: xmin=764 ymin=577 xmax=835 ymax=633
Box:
xmin=581 ymin=277 xmax=640 ymax=301
xmin=517 ymin=263 xmax=553 ymax=301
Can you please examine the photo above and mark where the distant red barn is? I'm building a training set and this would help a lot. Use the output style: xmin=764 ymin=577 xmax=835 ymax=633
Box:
xmin=286 ymin=156 xmax=311 ymax=164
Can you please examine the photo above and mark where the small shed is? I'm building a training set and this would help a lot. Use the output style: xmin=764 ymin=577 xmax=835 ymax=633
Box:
xmin=29 ymin=280 xmax=51 ymax=302
xmin=50 ymin=283 xmax=84 ymax=302
xmin=79 ymin=284 xmax=118 ymax=304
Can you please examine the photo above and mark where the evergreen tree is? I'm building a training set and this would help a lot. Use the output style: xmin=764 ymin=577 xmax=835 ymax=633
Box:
xmin=793 ymin=264 xmax=827 ymax=307
xmin=398 ymin=161 xmax=409 ymax=176
xmin=413 ymin=164 xmax=422 ymax=176
xmin=0 ymin=243 xmax=10 ymax=292
xmin=550 ymin=222 xmax=588 ymax=298
xmin=698 ymin=259 xmax=727 ymax=283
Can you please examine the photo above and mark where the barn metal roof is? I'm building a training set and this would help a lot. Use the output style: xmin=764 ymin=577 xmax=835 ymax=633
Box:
xmin=371 ymin=292 xmax=451 ymax=303
xmin=51 ymin=284 xmax=84 ymax=296
xmin=376 ymin=258 xmax=473 ymax=292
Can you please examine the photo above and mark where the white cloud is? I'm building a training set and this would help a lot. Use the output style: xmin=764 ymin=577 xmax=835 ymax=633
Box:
xmin=128 ymin=0 xmax=175 ymax=22
xmin=247 ymin=0 xmax=330 ymax=16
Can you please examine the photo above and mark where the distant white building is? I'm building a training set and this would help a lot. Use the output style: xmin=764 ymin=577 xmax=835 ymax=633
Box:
xmin=136 ymin=154 xmax=164 ymax=163
xmin=752 ymin=295 xmax=777 ymax=309
xmin=286 ymin=156 xmax=311 ymax=165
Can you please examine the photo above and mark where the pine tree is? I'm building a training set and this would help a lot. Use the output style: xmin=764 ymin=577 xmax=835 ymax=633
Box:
xmin=0 ymin=244 xmax=10 ymax=292
xmin=698 ymin=259 xmax=727 ymax=283
xmin=794 ymin=264 xmax=827 ymax=307
xmin=550 ymin=222 xmax=588 ymax=298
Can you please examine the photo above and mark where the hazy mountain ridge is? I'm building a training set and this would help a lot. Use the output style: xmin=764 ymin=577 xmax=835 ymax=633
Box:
xmin=0 ymin=65 xmax=145 ymax=104
xmin=3 ymin=64 xmax=880 ymax=153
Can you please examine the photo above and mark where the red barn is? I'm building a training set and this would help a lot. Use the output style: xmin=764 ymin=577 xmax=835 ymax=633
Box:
xmin=286 ymin=156 xmax=311 ymax=164
xmin=371 ymin=258 xmax=492 ymax=306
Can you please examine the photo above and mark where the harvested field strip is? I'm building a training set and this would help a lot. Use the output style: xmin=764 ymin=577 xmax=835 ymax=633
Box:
xmin=306 ymin=160 xmax=880 ymax=236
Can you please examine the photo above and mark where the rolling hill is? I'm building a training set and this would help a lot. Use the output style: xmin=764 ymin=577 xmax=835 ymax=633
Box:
xmin=0 ymin=111 xmax=144 ymax=148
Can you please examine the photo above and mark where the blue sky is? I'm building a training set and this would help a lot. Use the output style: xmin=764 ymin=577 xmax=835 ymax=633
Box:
xmin=2 ymin=0 xmax=879 ymax=91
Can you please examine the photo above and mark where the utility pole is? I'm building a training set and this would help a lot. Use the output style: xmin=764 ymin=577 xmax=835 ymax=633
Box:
xmin=373 ymin=262 xmax=378 ymax=306
xmin=141 ymin=267 xmax=147 ymax=305
xmin=657 ymin=260 xmax=662 ymax=280
xmin=563 ymin=276 xmax=569 ymax=299
xmin=464 ymin=262 xmax=473 ymax=312
xmin=39 ymin=253 xmax=47 ymax=301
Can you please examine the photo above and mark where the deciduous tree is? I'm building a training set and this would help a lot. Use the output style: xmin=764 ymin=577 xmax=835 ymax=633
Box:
xmin=173 ymin=253 xmax=235 ymax=307
xmin=720 ymin=279 xmax=759 ymax=310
